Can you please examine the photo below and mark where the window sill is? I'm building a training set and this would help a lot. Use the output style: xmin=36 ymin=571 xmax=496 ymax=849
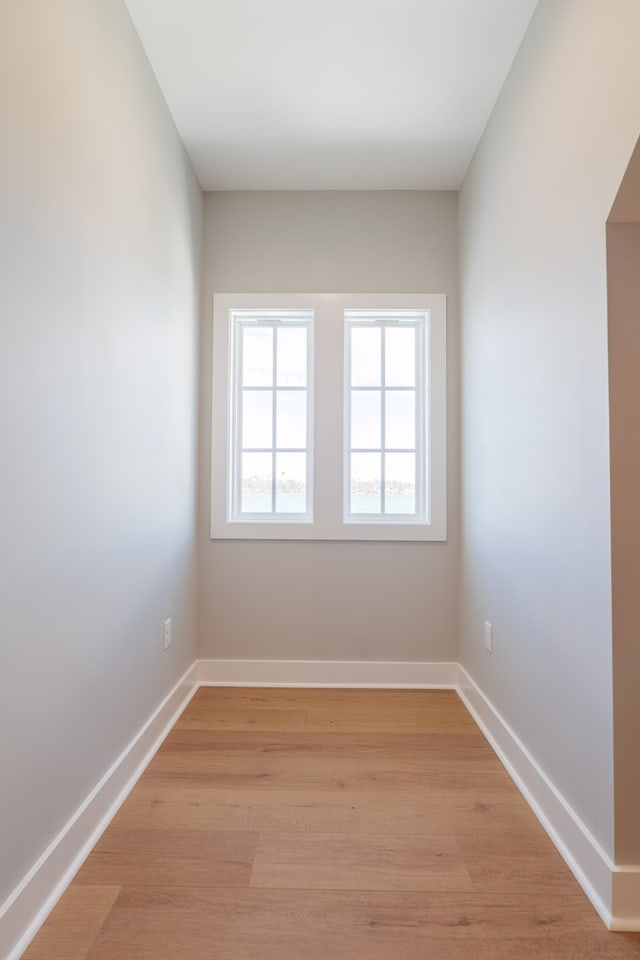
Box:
xmin=211 ymin=518 xmax=446 ymax=542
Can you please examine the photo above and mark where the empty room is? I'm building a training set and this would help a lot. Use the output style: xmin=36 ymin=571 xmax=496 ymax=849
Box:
xmin=1 ymin=1 xmax=640 ymax=958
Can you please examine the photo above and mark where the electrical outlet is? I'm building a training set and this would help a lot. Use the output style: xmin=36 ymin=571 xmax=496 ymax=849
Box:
xmin=483 ymin=620 xmax=493 ymax=654
xmin=163 ymin=618 xmax=172 ymax=651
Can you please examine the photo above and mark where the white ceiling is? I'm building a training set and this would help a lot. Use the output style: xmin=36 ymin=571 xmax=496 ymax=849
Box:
xmin=123 ymin=0 xmax=538 ymax=191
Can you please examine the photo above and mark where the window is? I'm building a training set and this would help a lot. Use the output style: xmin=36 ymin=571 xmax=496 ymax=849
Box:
xmin=229 ymin=309 xmax=313 ymax=522
xmin=345 ymin=311 xmax=425 ymax=522
xmin=212 ymin=293 xmax=446 ymax=541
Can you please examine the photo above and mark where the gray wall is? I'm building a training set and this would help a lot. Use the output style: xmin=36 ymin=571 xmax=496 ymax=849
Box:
xmin=608 ymin=159 xmax=640 ymax=862
xmin=199 ymin=191 xmax=459 ymax=662
xmin=0 ymin=2 xmax=202 ymax=905
xmin=459 ymin=0 xmax=640 ymax=858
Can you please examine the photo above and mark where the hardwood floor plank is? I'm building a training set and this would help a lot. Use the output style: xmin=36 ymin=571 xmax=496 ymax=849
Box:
xmin=159 ymin=727 xmax=494 ymax=761
xmin=179 ymin=687 xmax=478 ymax=734
xmin=74 ymin=829 xmax=257 ymax=887
xmin=356 ymin=756 xmax=514 ymax=791
xmin=146 ymin=729 xmax=509 ymax=792
xmin=145 ymin=748 xmax=359 ymax=790
xmin=183 ymin=686 xmax=466 ymax=712
xmin=458 ymin=834 xmax=582 ymax=894
xmin=174 ymin=706 xmax=308 ymax=732
xmin=303 ymin=705 xmax=478 ymax=734
xmin=114 ymin=784 xmax=541 ymax=838
xmin=21 ymin=885 xmax=121 ymax=960
xmin=250 ymin=832 xmax=474 ymax=891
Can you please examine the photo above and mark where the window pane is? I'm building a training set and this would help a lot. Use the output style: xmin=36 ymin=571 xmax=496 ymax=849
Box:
xmin=277 ymin=327 xmax=307 ymax=387
xmin=242 ymin=390 xmax=273 ymax=449
xmin=351 ymin=391 xmax=381 ymax=449
xmin=385 ymin=390 xmax=415 ymax=449
xmin=351 ymin=327 xmax=381 ymax=386
xmin=241 ymin=452 xmax=272 ymax=513
xmin=242 ymin=326 xmax=273 ymax=386
xmin=276 ymin=452 xmax=306 ymax=514
xmin=385 ymin=327 xmax=415 ymax=387
xmin=385 ymin=452 xmax=416 ymax=514
xmin=276 ymin=390 xmax=306 ymax=449
xmin=350 ymin=452 xmax=381 ymax=514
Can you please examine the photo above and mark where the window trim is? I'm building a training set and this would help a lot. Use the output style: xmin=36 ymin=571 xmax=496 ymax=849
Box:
xmin=211 ymin=293 xmax=447 ymax=541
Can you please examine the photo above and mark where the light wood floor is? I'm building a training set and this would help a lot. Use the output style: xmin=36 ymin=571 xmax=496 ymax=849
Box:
xmin=23 ymin=688 xmax=640 ymax=959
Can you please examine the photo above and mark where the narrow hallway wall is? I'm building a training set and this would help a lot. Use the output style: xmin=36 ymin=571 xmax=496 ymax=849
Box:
xmin=0 ymin=0 xmax=203 ymax=921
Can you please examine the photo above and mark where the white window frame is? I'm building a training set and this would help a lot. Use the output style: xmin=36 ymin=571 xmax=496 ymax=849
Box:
xmin=211 ymin=293 xmax=446 ymax=541
xmin=344 ymin=310 xmax=426 ymax=524
xmin=229 ymin=309 xmax=314 ymax=524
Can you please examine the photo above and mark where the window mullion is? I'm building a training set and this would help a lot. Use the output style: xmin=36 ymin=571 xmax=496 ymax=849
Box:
xmin=417 ymin=319 xmax=424 ymax=519
xmin=416 ymin=321 xmax=421 ymax=518
xmin=271 ymin=324 xmax=277 ymax=514
xmin=235 ymin=324 xmax=244 ymax=518
xmin=346 ymin=325 xmax=352 ymax=518
xmin=380 ymin=324 xmax=386 ymax=516
xmin=306 ymin=325 xmax=312 ymax=516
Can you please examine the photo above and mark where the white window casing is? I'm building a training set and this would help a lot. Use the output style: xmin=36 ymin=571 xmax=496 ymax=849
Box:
xmin=211 ymin=293 xmax=446 ymax=541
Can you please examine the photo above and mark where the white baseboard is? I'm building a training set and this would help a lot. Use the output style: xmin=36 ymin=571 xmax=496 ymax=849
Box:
xmin=457 ymin=665 xmax=640 ymax=931
xmin=4 ymin=657 xmax=639 ymax=958
xmin=197 ymin=658 xmax=459 ymax=688
xmin=1 ymin=662 xmax=199 ymax=960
